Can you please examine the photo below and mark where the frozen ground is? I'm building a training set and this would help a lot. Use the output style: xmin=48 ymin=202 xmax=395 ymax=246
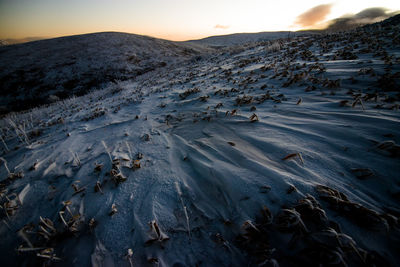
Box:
xmin=0 ymin=17 xmax=400 ymax=266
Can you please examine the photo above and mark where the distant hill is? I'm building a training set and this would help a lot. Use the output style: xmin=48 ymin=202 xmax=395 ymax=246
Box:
xmin=370 ymin=13 xmax=400 ymax=27
xmin=0 ymin=32 xmax=206 ymax=114
xmin=186 ymin=13 xmax=400 ymax=48
xmin=2 ymin=37 xmax=47 ymax=45
xmin=185 ymin=31 xmax=317 ymax=47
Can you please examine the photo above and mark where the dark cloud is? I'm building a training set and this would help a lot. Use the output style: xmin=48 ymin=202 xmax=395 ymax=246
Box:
xmin=326 ymin=7 xmax=399 ymax=31
xmin=214 ymin=24 xmax=229 ymax=30
xmin=295 ymin=4 xmax=332 ymax=27
xmin=355 ymin=7 xmax=388 ymax=19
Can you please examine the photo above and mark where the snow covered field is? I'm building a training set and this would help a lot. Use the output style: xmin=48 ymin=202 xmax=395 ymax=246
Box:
xmin=0 ymin=17 xmax=400 ymax=266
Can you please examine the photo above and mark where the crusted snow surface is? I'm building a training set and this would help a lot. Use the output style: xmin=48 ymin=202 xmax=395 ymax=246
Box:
xmin=0 ymin=22 xmax=400 ymax=266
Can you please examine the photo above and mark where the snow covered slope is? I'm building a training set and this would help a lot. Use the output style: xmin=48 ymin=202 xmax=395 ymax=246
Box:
xmin=0 ymin=32 xmax=206 ymax=114
xmin=0 ymin=18 xmax=400 ymax=266
xmin=185 ymin=31 xmax=315 ymax=47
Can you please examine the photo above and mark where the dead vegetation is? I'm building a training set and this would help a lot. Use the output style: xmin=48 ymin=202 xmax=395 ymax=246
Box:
xmin=179 ymin=88 xmax=201 ymax=100
xmin=237 ymin=187 xmax=397 ymax=266
xmin=81 ymin=107 xmax=107 ymax=121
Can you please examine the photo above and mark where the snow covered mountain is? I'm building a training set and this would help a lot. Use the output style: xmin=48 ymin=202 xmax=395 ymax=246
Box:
xmin=0 ymin=16 xmax=400 ymax=267
xmin=0 ymin=32 xmax=206 ymax=114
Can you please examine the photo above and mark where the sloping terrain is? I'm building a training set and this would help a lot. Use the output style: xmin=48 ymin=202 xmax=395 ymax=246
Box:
xmin=0 ymin=32 xmax=206 ymax=114
xmin=1 ymin=37 xmax=47 ymax=45
xmin=0 ymin=17 xmax=400 ymax=266
xmin=185 ymin=31 xmax=315 ymax=47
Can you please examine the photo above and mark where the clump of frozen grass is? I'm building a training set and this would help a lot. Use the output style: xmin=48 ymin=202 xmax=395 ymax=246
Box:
xmin=1 ymin=110 xmax=45 ymax=146
xmin=7 ymin=117 xmax=30 ymax=145
xmin=266 ymin=40 xmax=282 ymax=53
xmin=0 ymin=135 xmax=9 ymax=152
xmin=0 ymin=157 xmax=11 ymax=175
xmin=101 ymin=140 xmax=113 ymax=163
xmin=110 ymin=80 xmax=125 ymax=95
xmin=175 ymin=181 xmax=191 ymax=240
xmin=126 ymin=248 xmax=133 ymax=267
xmin=70 ymin=150 xmax=81 ymax=166
xmin=125 ymin=141 xmax=133 ymax=159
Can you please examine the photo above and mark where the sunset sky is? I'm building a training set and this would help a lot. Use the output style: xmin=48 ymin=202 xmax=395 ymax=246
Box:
xmin=1 ymin=0 xmax=399 ymax=41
